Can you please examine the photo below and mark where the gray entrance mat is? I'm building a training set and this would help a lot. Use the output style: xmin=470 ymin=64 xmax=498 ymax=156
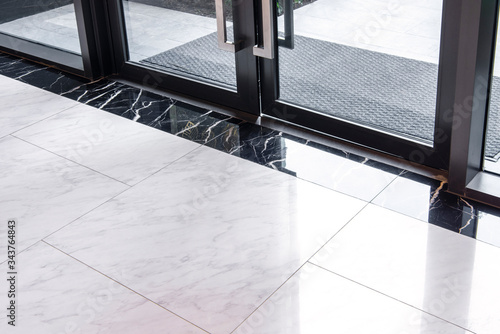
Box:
xmin=143 ymin=32 xmax=500 ymax=160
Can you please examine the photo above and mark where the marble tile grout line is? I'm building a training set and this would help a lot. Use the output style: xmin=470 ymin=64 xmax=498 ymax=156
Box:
xmin=369 ymin=170 xmax=401 ymax=203
xmin=305 ymin=261 xmax=478 ymax=334
xmin=10 ymin=187 xmax=132 ymax=266
xmin=39 ymin=240 xmax=211 ymax=334
xmin=113 ymin=140 xmax=203 ymax=188
xmin=230 ymin=200 xmax=371 ymax=333
xmin=0 ymin=99 xmax=80 ymax=140
xmin=34 ymin=145 xmax=214 ymax=250
xmin=9 ymin=134 xmax=131 ymax=186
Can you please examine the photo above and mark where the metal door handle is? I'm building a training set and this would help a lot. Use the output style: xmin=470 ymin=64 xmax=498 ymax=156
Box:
xmin=253 ymin=0 xmax=275 ymax=59
xmin=215 ymin=0 xmax=236 ymax=52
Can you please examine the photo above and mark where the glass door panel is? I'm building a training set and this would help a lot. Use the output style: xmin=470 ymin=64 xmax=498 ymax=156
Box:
xmin=0 ymin=0 xmax=81 ymax=54
xmin=484 ymin=15 xmax=500 ymax=175
xmin=122 ymin=0 xmax=237 ymax=89
xmin=275 ymin=0 xmax=443 ymax=142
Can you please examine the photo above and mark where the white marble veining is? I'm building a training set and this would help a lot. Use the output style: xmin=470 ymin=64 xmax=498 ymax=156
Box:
xmin=14 ymin=102 xmax=201 ymax=185
xmin=234 ymin=262 xmax=472 ymax=334
xmin=311 ymin=204 xmax=500 ymax=334
xmin=45 ymin=145 xmax=367 ymax=333
xmin=0 ymin=76 xmax=79 ymax=138
xmin=0 ymin=242 xmax=206 ymax=333
xmin=0 ymin=136 xmax=128 ymax=255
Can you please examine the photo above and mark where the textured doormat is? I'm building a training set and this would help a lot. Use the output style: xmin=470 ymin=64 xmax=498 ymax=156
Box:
xmin=143 ymin=33 xmax=500 ymax=160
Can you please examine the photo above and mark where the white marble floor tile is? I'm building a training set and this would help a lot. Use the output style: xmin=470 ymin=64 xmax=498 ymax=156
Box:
xmin=372 ymin=176 xmax=435 ymax=221
xmin=311 ymin=204 xmax=500 ymax=334
xmin=234 ymin=262 xmax=472 ymax=334
xmin=0 ymin=136 xmax=128 ymax=255
xmin=45 ymin=145 xmax=366 ymax=334
xmin=283 ymin=139 xmax=397 ymax=201
xmin=0 ymin=76 xmax=79 ymax=138
xmin=14 ymin=103 xmax=201 ymax=185
xmin=0 ymin=242 xmax=206 ymax=334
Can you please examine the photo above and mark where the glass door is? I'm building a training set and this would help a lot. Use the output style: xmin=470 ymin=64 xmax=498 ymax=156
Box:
xmin=261 ymin=0 xmax=454 ymax=170
xmin=109 ymin=0 xmax=260 ymax=114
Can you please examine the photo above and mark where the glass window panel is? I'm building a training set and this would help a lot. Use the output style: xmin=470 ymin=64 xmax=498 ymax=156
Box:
xmin=122 ymin=0 xmax=237 ymax=89
xmin=0 ymin=0 xmax=81 ymax=54
xmin=277 ymin=0 xmax=443 ymax=142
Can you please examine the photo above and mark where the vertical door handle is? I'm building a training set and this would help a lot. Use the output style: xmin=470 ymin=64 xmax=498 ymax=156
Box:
xmin=215 ymin=0 xmax=236 ymax=52
xmin=253 ymin=0 xmax=275 ymax=59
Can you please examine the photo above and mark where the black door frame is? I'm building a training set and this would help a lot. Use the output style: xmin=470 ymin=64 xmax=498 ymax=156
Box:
xmin=448 ymin=0 xmax=500 ymax=207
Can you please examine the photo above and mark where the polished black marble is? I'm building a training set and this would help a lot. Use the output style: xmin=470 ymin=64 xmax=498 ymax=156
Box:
xmin=0 ymin=54 xmax=49 ymax=80
xmin=1 ymin=51 xmax=500 ymax=247
xmin=0 ymin=52 xmax=88 ymax=93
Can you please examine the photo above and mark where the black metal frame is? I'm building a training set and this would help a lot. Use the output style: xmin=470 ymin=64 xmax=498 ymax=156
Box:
xmin=277 ymin=0 xmax=294 ymax=49
xmin=75 ymin=0 xmax=116 ymax=78
xmin=447 ymin=0 xmax=500 ymax=206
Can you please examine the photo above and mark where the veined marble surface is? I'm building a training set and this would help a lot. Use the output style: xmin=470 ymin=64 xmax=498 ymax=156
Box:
xmin=0 ymin=136 xmax=128 ymax=255
xmin=1 ymin=51 xmax=499 ymax=247
xmin=1 ymin=61 xmax=500 ymax=332
xmin=0 ymin=77 xmax=79 ymax=138
xmin=0 ymin=242 xmax=206 ymax=333
xmin=311 ymin=204 xmax=500 ymax=334
xmin=45 ymin=145 xmax=367 ymax=333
